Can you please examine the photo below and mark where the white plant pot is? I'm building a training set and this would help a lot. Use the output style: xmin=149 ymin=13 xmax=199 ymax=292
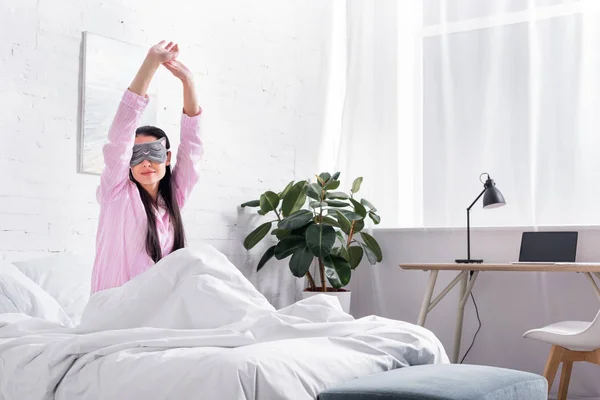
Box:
xmin=301 ymin=289 xmax=351 ymax=314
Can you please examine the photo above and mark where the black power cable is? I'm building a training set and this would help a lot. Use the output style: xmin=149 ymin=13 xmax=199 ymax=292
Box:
xmin=460 ymin=291 xmax=481 ymax=364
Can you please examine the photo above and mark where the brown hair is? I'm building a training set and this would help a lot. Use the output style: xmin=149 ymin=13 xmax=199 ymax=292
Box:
xmin=129 ymin=125 xmax=186 ymax=262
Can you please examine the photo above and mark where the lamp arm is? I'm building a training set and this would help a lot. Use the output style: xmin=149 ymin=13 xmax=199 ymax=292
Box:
xmin=466 ymin=187 xmax=487 ymax=262
xmin=467 ymin=188 xmax=487 ymax=211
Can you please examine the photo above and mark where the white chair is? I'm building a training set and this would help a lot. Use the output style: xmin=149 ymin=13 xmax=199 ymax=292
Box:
xmin=523 ymin=310 xmax=600 ymax=400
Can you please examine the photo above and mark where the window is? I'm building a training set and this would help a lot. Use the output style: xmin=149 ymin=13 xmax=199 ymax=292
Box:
xmin=419 ymin=0 xmax=600 ymax=228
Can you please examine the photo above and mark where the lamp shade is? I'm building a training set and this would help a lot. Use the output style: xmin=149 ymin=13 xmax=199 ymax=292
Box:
xmin=482 ymin=177 xmax=506 ymax=209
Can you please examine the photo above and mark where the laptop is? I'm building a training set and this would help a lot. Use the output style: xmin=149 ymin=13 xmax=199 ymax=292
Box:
xmin=511 ymin=231 xmax=578 ymax=265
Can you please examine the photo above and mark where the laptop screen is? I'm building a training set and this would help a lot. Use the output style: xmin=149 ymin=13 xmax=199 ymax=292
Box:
xmin=519 ymin=231 xmax=578 ymax=262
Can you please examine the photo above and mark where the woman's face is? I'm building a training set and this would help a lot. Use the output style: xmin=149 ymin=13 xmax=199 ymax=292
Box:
xmin=130 ymin=135 xmax=171 ymax=186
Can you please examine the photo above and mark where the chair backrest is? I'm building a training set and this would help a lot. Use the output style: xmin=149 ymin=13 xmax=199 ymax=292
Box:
xmin=575 ymin=308 xmax=600 ymax=348
xmin=586 ymin=309 xmax=600 ymax=332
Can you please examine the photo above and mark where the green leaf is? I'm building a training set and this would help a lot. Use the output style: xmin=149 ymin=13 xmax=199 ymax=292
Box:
xmin=323 ymin=180 xmax=340 ymax=190
xmin=309 ymin=200 xmax=327 ymax=208
xmin=289 ymin=246 xmax=314 ymax=277
xmin=323 ymin=254 xmax=352 ymax=288
xmin=257 ymin=246 xmax=276 ymax=271
xmin=282 ymin=181 xmax=307 ymax=217
xmin=257 ymin=209 xmax=267 ymax=216
xmin=318 ymin=172 xmax=331 ymax=186
xmin=274 ymin=236 xmax=306 ymax=260
xmin=360 ymin=242 xmax=378 ymax=265
xmin=339 ymin=245 xmax=350 ymax=261
xmin=306 ymin=183 xmax=322 ymax=201
xmin=352 ymin=219 xmax=365 ymax=233
xmin=369 ymin=211 xmax=381 ymax=225
xmin=291 ymin=221 xmax=314 ymax=236
xmin=351 ymin=177 xmax=363 ymax=193
xmin=336 ymin=230 xmax=346 ymax=244
xmin=348 ymin=246 xmax=364 ymax=269
xmin=360 ymin=198 xmax=377 ymax=212
xmin=331 ymin=171 xmax=341 ymax=181
xmin=335 ymin=210 xmax=352 ymax=234
xmin=325 ymin=191 xmax=350 ymax=200
xmin=350 ymin=198 xmax=367 ymax=218
xmin=305 ymin=224 xmax=336 ymax=258
xmin=278 ymin=209 xmax=314 ymax=231
xmin=360 ymin=232 xmax=383 ymax=262
xmin=320 ymin=216 xmax=340 ymax=228
xmin=271 ymin=228 xmax=291 ymax=240
xmin=330 ymin=247 xmax=341 ymax=256
xmin=280 ymin=180 xmax=295 ymax=199
xmin=338 ymin=209 xmax=363 ymax=221
xmin=243 ymin=222 xmax=272 ymax=250
xmin=260 ymin=191 xmax=280 ymax=214
xmin=325 ymin=200 xmax=349 ymax=208
xmin=241 ymin=200 xmax=260 ymax=208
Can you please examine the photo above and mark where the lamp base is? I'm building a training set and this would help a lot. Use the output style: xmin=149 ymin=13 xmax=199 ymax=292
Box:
xmin=455 ymin=259 xmax=483 ymax=264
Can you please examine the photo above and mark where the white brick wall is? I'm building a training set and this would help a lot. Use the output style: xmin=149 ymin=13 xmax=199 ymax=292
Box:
xmin=0 ymin=0 xmax=335 ymax=307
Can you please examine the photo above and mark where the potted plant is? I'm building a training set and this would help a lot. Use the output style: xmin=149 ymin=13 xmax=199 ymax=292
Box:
xmin=240 ymin=172 xmax=383 ymax=313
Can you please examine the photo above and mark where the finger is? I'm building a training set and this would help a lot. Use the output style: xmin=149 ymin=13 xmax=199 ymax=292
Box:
xmin=157 ymin=40 xmax=166 ymax=46
xmin=163 ymin=62 xmax=177 ymax=72
xmin=165 ymin=41 xmax=174 ymax=50
xmin=169 ymin=46 xmax=180 ymax=59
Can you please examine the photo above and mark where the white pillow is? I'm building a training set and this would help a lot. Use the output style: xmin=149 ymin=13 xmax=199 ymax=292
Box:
xmin=13 ymin=252 xmax=93 ymax=326
xmin=0 ymin=261 xmax=72 ymax=326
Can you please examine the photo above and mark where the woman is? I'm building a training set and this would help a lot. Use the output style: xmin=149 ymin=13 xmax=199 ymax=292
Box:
xmin=91 ymin=40 xmax=203 ymax=293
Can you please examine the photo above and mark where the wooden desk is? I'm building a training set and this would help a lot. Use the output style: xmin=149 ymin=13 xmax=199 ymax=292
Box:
xmin=399 ymin=263 xmax=600 ymax=363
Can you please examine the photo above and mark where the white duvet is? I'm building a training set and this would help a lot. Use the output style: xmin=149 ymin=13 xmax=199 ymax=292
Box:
xmin=0 ymin=245 xmax=448 ymax=400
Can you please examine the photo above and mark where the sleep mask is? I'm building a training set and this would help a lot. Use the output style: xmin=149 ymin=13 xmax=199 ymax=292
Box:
xmin=130 ymin=139 xmax=168 ymax=167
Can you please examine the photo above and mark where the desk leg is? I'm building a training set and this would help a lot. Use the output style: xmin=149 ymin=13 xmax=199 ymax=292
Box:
xmin=453 ymin=271 xmax=480 ymax=363
xmin=417 ymin=270 xmax=439 ymax=326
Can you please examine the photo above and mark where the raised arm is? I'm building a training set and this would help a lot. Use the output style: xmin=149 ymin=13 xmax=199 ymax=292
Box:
xmin=96 ymin=41 xmax=179 ymax=203
xmin=163 ymin=60 xmax=204 ymax=208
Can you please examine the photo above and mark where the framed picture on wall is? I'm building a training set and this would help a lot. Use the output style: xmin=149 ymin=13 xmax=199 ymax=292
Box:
xmin=78 ymin=31 xmax=158 ymax=175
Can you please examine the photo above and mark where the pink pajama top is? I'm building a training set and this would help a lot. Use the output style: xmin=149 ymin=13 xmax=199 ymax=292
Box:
xmin=91 ymin=89 xmax=203 ymax=293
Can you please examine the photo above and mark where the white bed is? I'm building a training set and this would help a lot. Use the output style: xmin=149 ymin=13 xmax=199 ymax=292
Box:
xmin=0 ymin=245 xmax=449 ymax=400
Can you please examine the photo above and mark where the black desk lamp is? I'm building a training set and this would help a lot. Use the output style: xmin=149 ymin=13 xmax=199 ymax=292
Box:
xmin=455 ymin=173 xmax=506 ymax=264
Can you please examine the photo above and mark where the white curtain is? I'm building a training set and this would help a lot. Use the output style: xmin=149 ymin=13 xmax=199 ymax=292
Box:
xmin=327 ymin=0 xmax=600 ymax=229
xmin=319 ymin=0 xmax=423 ymax=229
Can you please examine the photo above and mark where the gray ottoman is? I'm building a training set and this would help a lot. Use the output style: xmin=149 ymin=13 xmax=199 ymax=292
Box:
xmin=318 ymin=364 xmax=547 ymax=400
